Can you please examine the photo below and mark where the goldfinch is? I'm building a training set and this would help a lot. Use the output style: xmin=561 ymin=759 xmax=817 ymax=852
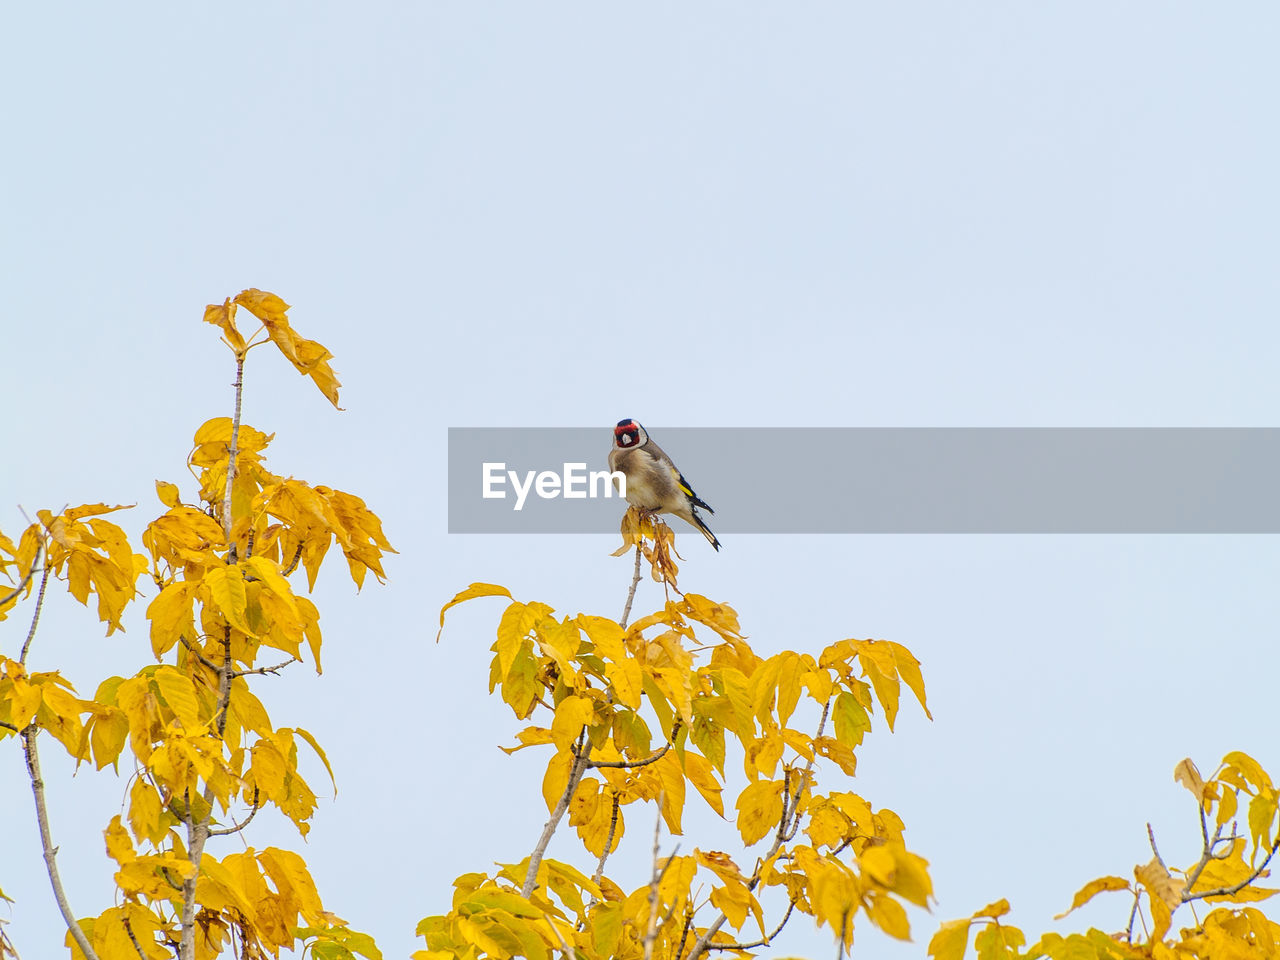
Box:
xmin=608 ymin=419 xmax=721 ymax=551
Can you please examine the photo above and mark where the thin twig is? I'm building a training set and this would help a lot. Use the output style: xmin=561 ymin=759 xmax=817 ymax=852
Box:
xmin=589 ymin=740 xmax=673 ymax=770
xmin=19 ymin=557 xmax=52 ymax=665
xmin=0 ymin=720 xmax=19 ymax=733
xmin=1125 ymin=889 xmax=1141 ymax=943
xmin=545 ymin=916 xmax=577 ymax=960
xmin=207 ymin=790 xmax=263 ymax=837
xmin=233 ymin=656 xmax=298 ymax=678
xmin=0 ymin=540 xmax=43 ymax=609
xmin=621 ymin=544 xmax=642 ymax=629
xmin=282 ymin=542 xmax=305 ymax=577
xmin=706 ymin=899 xmax=798 ymax=951
xmin=592 ymin=793 xmax=622 ymax=886
xmin=23 ymin=725 xmax=100 ymax=960
xmin=1183 ymin=819 xmax=1234 ymax=892
xmin=123 ymin=916 xmax=148 ymax=960
xmin=674 ymin=913 xmax=694 ymax=960
xmin=522 ymin=731 xmax=592 ymax=899
xmin=1147 ymin=823 xmax=1167 ymax=872
xmin=179 ymin=635 xmax=220 ymax=673
xmin=221 ymin=354 xmax=245 ymax=557
xmin=644 ymin=800 xmax=666 ymax=960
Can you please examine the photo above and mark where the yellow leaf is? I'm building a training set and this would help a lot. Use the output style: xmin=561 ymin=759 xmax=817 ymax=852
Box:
xmin=204 ymin=565 xmax=251 ymax=634
xmin=569 ymin=776 xmax=600 ymax=827
xmin=577 ymin=615 xmax=626 ymax=662
xmin=244 ymin=555 xmax=300 ymax=616
xmin=233 ymin=288 xmax=291 ymax=334
xmin=147 ymin=581 xmax=195 ymax=659
xmin=684 ymin=751 xmax=725 ymax=817
xmin=128 ymin=778 xmax=164 ymax=846
xmin=202 ymin=299 xmax=246 ymax=352
xmin=155 ymin=480 xmax=182 ymax=509
xmin=104 ymin=815 xmax=135 ymax=865
xmin=1134 ymin=857 xmax=1181 ymax=940
xmin=832 ymin=690 xmax=871 ymax=749
xmin=263 ymin=846 xmax=326 ymax=915
xmin=153 ymin=667 xmax=201 ymax=731
xmin=1055 ymin=875 xmax=1131 ymax=919
xmin=551 ymin=696 xmax=595 ymax=752
xmin=437 ymin=583 xmax=513 ymax=642
xmin=1174 ymin=758 xmax=1207 ymax=804
xmin=653 ymin=751 xmax=688 ymax=835
xmin=973 ymin=898 xmax=1011 ymax=919
xmin=869 ymin=892 xmax=911 ymax=940
xmin=774 ymin=653 xmax=804 ymax=726
xmin=294 ymin=726 xmax=337 ymax=794
xmin=542 ymin=751 xmax=573 ymax=813
xmin=88 ymin=707 xmax=128 ymax=771
xmin=927 ymin=918 xmax=972 ymax=960
xmin=1223 ymin=751 xmax=1273 ymax=792
xmin=1189 ymin=839 xmax=1279 ymax=903
xmin=735 ymin=779 xmax=784 ymax=845
xmin=591 ymin=902 xmax=623 ymax=958
xmin=888 ymin=641 xmax=931 ymax=720
xmin=606 ymin=657 xmax=643 ymax=711
xmin=855 ymin=640 xmax=902 ymax=732
xmin=709 ymin=876 xmax=751 ymax=930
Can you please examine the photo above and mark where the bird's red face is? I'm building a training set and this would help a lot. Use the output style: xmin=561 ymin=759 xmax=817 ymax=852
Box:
xmin=614 ymin=419 xmax=643 ymax=448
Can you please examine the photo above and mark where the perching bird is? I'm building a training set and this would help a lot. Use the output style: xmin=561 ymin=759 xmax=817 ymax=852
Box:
xmin=609 ymin=419 xmax=721 ymax=551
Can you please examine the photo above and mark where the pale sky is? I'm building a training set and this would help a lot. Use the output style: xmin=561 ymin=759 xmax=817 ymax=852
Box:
xmin=2 ymin=4 xmax=1278 ymax=959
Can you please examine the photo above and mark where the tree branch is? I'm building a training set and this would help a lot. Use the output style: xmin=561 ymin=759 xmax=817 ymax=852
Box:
xmin=282 ymin=542 xmax=304 ymax=577
xmin=0 ymin=540 xmax=43 ymax=609
xmin=233 ymin=656 xmax=298 ymax=678
xmin=621 ymin=544 xmax=642 ymax=629
xmin=522 ymin=732 xmax=592 ymax=899
xmin=22 ymin=724 xmax=100 ymax=960
xmin=1183 ymin=837 xmax=1280 ymax=904
xmin=184 ymin=349 xmax=244 ymax=960
xmin=1125 ymin=888 xmax=1141 ymax=943
xmin=221 ymin=353 xmax=245 ymax=557
xmin=179 ymin=635 xmax=220 ymax=673
xmin=591 ymin=792 xmax=621 ymax=887
xmin=589 ymin=740 xmax=673 ymax=770
xmin=207 ymin=789 xmax=262 ymax=837
xmin=123 ymin=916 xmax=149 ymax=960
xmin=643 ymin=803 xmax=665 ymax=960
xmin=1183 ymin=817 xmax=1235 ymax=893
xmin=706 ymin=899 xmax=797 ymax=951
xmin=19 ymin=554 xmax=52 ymax=665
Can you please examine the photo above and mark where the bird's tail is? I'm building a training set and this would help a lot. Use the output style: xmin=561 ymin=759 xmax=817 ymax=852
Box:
xmin=691 ymin=508 xmax=721 ymax=552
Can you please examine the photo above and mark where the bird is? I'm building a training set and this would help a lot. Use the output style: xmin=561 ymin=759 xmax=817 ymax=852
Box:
xmin=608 ymin=419 xmax=720 ymax=550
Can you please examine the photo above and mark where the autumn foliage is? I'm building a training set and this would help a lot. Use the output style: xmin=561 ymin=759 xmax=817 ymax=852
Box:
xmin=0 ymin=290 xmax=389 ymax=960
xmin=2 ymin=290 xmax=1277 ymax=960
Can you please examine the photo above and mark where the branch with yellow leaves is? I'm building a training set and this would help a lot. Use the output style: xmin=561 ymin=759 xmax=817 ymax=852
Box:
xmin=0 ymin=539 xmax=43 ymax=610
xmin=14 ymin=525 xmax=98 ymax=960
xmin=685 ymin=699 xmax=832 ymax=960
xmin=523 ymin=730 xmax=592 ymax=899
xmin=23 ymin=724 xmax=100 ymax=960
xmin=182 ymin=343 xmax=246 ymax=960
